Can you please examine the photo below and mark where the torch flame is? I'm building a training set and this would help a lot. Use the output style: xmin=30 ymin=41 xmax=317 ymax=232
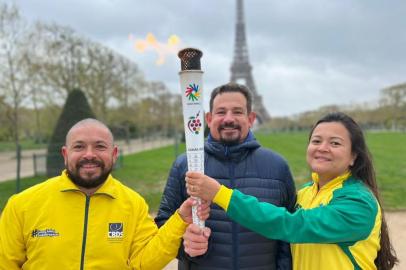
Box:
xmin=130 ymin=33 xmax=181 ymax=65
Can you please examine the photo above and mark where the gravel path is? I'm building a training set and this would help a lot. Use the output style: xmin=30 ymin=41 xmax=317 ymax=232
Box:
xmin=387 ymin=211 xmax=406 ymax=270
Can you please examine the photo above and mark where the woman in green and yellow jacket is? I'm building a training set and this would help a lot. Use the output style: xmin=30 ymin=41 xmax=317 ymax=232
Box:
xmin=186 ymin=112 xmax=398 ymax=270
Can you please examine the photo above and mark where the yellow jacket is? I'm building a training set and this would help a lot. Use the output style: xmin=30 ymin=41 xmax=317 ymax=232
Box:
xmin=0 ymin=171 xmax=187 ymax=270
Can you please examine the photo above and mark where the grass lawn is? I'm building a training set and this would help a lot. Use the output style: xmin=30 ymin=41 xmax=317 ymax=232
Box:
xmin=113 ymin=145 xmax=185 ymax=212
xmin=256 ymin=131 xmax=406 ymax=209
xmin=0 ymin=131 xmax=405 ymax=212
xmin=364 ymin=132 xmax=406 ymax=209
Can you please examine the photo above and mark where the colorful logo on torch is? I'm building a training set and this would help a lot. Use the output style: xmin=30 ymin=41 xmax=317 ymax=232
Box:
xmin=188 ymin=111 xmax=202 ymax=134
xmin=185 ymin=83 xmax=200 ymax=101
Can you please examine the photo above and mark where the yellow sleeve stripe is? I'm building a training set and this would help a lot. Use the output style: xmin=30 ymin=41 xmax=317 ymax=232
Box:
xmin=213 ymin=185 xmax=233 ymax=211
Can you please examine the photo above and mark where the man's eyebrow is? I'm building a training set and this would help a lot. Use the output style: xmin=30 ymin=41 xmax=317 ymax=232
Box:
xmin=95 ymin=140 xmax=109 ymax=145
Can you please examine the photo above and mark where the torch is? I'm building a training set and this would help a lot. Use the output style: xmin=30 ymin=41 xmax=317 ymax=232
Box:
xmin=178 ymin=48 xmax=205 ymax=228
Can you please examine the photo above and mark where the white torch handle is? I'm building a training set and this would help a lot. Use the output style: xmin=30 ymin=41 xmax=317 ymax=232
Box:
xmin=179 ymin=69 xmax=205 ymax=228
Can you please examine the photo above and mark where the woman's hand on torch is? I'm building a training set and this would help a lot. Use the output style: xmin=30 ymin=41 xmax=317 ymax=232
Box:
xmin=186 ymin=171 xmax=221 ymax=202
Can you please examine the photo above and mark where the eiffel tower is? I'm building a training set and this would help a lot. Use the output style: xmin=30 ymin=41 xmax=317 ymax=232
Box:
xmin=230 ymin=0 xmax=270 ymax=124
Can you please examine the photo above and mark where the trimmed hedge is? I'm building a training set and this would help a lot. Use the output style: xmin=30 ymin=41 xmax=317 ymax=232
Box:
xmin=46 ymin=89 xmax=95 ymax=177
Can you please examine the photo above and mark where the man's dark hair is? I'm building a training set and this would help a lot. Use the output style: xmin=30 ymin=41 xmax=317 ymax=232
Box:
xmin=209 ymin=83 xmax=253 ymax=113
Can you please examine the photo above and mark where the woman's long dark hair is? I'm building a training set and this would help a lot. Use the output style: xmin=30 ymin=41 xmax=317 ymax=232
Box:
xmin=309 ymin=112 xmax=398 ymax=269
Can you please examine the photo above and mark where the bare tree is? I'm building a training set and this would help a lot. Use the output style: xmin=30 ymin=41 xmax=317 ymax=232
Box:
xmin=0 ymin=95 xmax=13 ymax=140
xmin=107 ymin=56 xmax=148 ymax=141
xmin=1 ymin=8 xmax=181 ymax=142
xmin=83 ymin=44 xmax=118 ymax=121
xmin=0 ymin=3 xmax=31 ymax=146
xmin=31 ymin=23 xmax=148 ymax=123
xmin=113 ymin=55 xmax=147 ymax=110
xmin=24 ymin=64 xmax=51 ymax=143
xmin=30 ymin=22 xmax=92 ymax=102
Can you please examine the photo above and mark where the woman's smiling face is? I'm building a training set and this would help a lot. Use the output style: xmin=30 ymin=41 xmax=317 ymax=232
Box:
xmin=306 ymin=122 xmax=356 ymax=184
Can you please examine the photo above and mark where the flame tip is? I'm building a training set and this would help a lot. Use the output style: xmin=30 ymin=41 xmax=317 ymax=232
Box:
xmin=131 ymin=33 xmax=182 ymax=66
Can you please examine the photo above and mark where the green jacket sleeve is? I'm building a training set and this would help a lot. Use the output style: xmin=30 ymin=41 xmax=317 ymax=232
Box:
xmin=225 ymin=188 xmax=378 ymax=244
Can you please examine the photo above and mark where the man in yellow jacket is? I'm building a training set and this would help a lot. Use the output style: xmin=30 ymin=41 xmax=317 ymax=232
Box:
xmin=0 ymin=118 xmax=210 ymax=270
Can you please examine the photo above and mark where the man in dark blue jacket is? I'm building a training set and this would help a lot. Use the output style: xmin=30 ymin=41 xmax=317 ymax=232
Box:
xmin=156 ymin=83 xmax=296 ymax=270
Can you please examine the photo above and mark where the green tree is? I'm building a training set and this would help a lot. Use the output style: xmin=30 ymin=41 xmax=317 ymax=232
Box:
xmin=380 ymin=83 xmax=406 ymax=130
xmin=46 ymin=89 xmax=95 ymax=177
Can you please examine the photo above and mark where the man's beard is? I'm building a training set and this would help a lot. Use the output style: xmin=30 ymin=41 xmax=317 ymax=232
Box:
xmin=218 ymin=123 xmax=241 ymax=146
xmin=67 ymin=159 xmax=112 ymax=189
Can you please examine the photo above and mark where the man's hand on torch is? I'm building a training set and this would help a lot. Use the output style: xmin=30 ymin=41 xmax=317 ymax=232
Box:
xmin=183 ymin=223 xmax=211 ymax=257
xmin=178 ymin=197 xmax=211 ymax=224
xmin=178 ymin=188 xmax=211 ymax=257
xmin=185 ymin=171 xmax=221 ymax=202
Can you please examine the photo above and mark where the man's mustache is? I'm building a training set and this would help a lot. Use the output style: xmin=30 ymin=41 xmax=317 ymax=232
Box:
xmin=77 ymin=159 xmax=103 ymax=167
xmin=219 ymin=123 xmax=241 ymax=130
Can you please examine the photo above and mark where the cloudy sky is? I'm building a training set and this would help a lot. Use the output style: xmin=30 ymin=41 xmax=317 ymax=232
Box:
xmin=12 ymin=0 xmax=406 ymax=116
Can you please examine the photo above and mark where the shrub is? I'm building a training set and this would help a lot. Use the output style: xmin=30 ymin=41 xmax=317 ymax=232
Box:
xmin=46 ymin=89 xmax=95 ymax=177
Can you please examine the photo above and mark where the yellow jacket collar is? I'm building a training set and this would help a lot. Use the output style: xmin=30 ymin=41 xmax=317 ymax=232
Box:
xmin=311 ymin=171 xmax=351 ymax=190
xmin=59 ymin=170 xmax=117 ymax=198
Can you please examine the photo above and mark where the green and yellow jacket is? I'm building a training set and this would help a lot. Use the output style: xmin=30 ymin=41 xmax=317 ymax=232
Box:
xmin=214 ymin=172 xmax=381 ymax=270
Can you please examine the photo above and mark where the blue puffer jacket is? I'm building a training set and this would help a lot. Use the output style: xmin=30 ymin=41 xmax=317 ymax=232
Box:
xmin=155 ymin=132 xmax=296 ymax=270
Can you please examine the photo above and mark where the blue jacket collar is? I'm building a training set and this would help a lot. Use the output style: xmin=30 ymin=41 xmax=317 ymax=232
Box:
xmin=205 ymin=131 xmax=260 ymax=161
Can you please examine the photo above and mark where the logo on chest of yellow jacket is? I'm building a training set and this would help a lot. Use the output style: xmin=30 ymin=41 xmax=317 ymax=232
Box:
xmin=108 ymin=223 xmax=124 ymax=239
xmin=31 ymin=228 xmax=60 ymax=238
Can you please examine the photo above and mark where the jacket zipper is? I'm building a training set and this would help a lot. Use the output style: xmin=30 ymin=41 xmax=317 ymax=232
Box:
xmin=80 ymin=196 xmax=91 ymax=270
xmin=229 ymin=160 xmax=238 ymax=269
xmin=224 ymin=145 xmax=239 ymax=269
